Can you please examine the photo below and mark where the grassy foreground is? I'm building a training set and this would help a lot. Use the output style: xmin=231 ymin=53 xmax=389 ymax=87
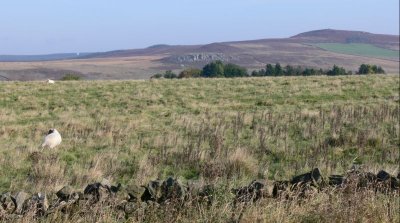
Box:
xmin=0 ymin=75 xmax=399 ymax=222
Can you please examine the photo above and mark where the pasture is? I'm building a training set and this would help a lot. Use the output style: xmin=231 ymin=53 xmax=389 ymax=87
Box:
xmin=313 ymin=43 xmax=400 ymax=59
xmin=0 ymin=75 xmax=399 ymax=222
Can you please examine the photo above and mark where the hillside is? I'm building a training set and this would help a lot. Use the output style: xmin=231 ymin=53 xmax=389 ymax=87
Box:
xmin=0 ymin=29 xmax=398 ymax=80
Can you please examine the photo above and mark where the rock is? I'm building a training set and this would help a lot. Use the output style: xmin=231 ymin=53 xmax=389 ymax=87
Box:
xmin=272 ymin=180 xmax=289 ymax=198
xmin=377 ymin=170 xmax=390 ymax=181
xmin=140 ymin=177 xmax=187 ymax=203
xmin=101 ymin=178 xmax=111 ymax=188
xmin=196 ymin=184 xmax=215 ymax=205
xmin=328 ymin=175 xmax=344 ymax=187
xmin=126 ymin=184 xmax=145 ymax=202
xmin=160 ymin=177 xmax=186 ymax=202
xmin=1 ymin=192 xmax=15 ymax=213
xmin=83 ymin=182 xmax=110 ymax=202
xmin=25 ymin=193 xmax=48 ymax=216
xmin=286 ymin=168 xmax=325 ymax=197
xmin=290 ymin=168 xmax=323 ymax=186
xmin=124 ymin=202 xmax=136 ymax=214
xmin=344 ymin=170 xmax=377 ymax=189
xmin=376 ymin=170 xmax=399 ymax=191
xmin=56 ymin=186 xmax=73 ymax=201
xmin=141 ymin=180 xmax=162 ymax=202
xmin=110 ymin=183 xmax=122 ymax=194
xmin=232 ymin=180 xmax=265 ymax=204
xmin=11 ymin=191 xmax=29 ymax=214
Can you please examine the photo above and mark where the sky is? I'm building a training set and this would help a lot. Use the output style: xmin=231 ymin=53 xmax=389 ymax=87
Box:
xmin=0 ymin=0 xmax=398 ymax=55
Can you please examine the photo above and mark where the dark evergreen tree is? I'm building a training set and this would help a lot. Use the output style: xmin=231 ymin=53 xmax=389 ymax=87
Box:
xmin=265 ymin=64 xmax=275 ymax=76
xmin=202 ymin=60 xmax=224 ymax=77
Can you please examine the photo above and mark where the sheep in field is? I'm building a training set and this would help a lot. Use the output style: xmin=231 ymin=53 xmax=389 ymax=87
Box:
xmin=41 ymin=129 xmax=62 ymax=149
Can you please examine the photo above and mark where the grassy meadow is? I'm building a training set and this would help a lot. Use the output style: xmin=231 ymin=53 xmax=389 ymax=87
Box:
xmin=0 ymin=75 xmax=399 ymax=222
xmin=313 ymin=43 xmax=400 ymax=59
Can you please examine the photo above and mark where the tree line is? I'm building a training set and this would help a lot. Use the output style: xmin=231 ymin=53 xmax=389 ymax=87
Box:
xmin=151 ymin=61 xmax=385 ymax=79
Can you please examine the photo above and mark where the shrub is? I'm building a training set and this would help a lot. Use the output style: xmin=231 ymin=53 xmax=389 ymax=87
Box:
xmin=151 ymin=73 xmax=163 ymax=79
xmin=163 ymin=70 xmax=178 ymax=79
xmin=202 ymin=60 xmax=225 ymax=77
xmin=223 ymin=63 xmax=248 ymax=77
xmin=327 ymin=65 xmax=347 ymax=76
xmin=358 ymin=64 xmax=385 ymax=74
xmin=179 ymin=68 xmax=202 ymax=78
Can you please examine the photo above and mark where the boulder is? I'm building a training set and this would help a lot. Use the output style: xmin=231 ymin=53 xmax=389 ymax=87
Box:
xmin=141 ymin=180 xmax=162 ymax=202
xmin=232 ymin=180 xmax=265 ymax=204
xmin=159 ymin=177 xmax=186 ymax=202
xmin=196 ymin=184 xmax=215 ymax=205
xmin=141 ymin=177 xmax=187 ymax=203
xmin=376 ymin=170 xmax=399 ymax=191
xmin=272 ymin=180 xmax=289 ymax=198
xmin=110 ymin=183 xmax=122 ymax=194
xmin=343 ymin=170 xmax=377 ymax=189
xmin=83 ymin=182 xmax=110 ymax=202
xmin=0 ymin=192 xmax=15 ymax=213
xmin=125 ymin=184 xmax=145 ymax=202
xmin=377 ymin=170 xmax=390 ymax=181
xmin=328 ymin=175 xmax=344 ymax=187
xmin=56 ymin=186 xmax=73 ymax=201
xmin=11 ymin=191 xmax=29 ymax=214
xmin=24 ymin=193 xmax=48 ymax=216
xmin=290 ymin=168 xmax=323 ymax=186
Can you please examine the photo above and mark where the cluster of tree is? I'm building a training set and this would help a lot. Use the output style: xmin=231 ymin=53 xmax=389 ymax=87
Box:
xmin=202 ymin=61 xmax=248 ymax=77
xmin=151 ymin=61 xmax=248 ymax=79
xmin=358 ymin=64 xmax=385 ymax=74
xmin=151 ymin=70 xmax=179 ymax=79
xmin=151 ymin=61 xmax=386 ymax=79
xmin=251 ymin=63 xmax=353 ymax=76
xmin=252 ymin=63 xmax=323 ymax=76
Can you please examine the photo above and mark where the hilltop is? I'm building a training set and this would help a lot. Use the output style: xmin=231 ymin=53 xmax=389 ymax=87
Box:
xmin=0 ymin=29 xmax=398 ymax=80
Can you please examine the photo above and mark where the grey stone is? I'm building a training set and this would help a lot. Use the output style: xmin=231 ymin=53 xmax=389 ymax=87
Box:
xmin=232 ymin=180 xmax=265 ymax=204
xmin=328 ymin=175 xmax=344 ymax=187
xmin=56 ymin=186 xmax=73 ymax=201
xmin=11 ymin=191 xmax=29 ymax=214
xmin=126 ymin=184 xmax=145 ymax=202
xmin=1 ymin=192 xmax=15 ymax=213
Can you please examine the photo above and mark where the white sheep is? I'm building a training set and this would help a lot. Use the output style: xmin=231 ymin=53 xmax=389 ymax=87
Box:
xmin=41 ymin=129 xmax=62 ymax=149
xmin=47 ymin=79 xmax=55 ymax=84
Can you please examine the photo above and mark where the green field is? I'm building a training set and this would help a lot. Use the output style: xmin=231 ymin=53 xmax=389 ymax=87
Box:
xmin=313 ymin=43 xmax=399 ymax=59
xmin=0 ymin=76 xmax=399 ymax=222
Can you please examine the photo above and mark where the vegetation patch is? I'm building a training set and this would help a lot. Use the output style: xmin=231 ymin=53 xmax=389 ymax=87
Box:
xmin=313 ymin=43 xmax=399 ymax=59
xmin=0 ymin=75 xmax=399 ymax=222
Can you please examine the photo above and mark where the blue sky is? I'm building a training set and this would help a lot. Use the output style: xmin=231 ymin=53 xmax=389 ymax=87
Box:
xmin=0 ymin=0 xmax=398 ymax=54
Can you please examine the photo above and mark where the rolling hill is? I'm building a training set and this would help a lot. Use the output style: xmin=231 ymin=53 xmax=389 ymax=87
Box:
xmin=0 ymin=29 xmax=398 ymax=80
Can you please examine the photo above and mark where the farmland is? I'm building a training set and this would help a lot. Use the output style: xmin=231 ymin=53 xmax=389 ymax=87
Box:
xmin=313 ymin=43 xmax=400 ymax=59
xmin=0 ymin=75 xmax=399 ymax=222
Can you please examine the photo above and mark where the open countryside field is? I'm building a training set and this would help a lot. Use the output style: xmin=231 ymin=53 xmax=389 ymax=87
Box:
xmin=0 ymin=75 xmax=399 ymax=222
xmin=313 ymin=43 xmax=400 ymax=59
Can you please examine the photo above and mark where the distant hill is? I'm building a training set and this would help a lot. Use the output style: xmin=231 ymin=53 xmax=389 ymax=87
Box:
xmin=291 ymin=29 xmax=399 ymax=50
xmin=0 ymin=29 xmax=398 ymax=80
xmin=0 ymin=53 xmax=93 ymax=62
